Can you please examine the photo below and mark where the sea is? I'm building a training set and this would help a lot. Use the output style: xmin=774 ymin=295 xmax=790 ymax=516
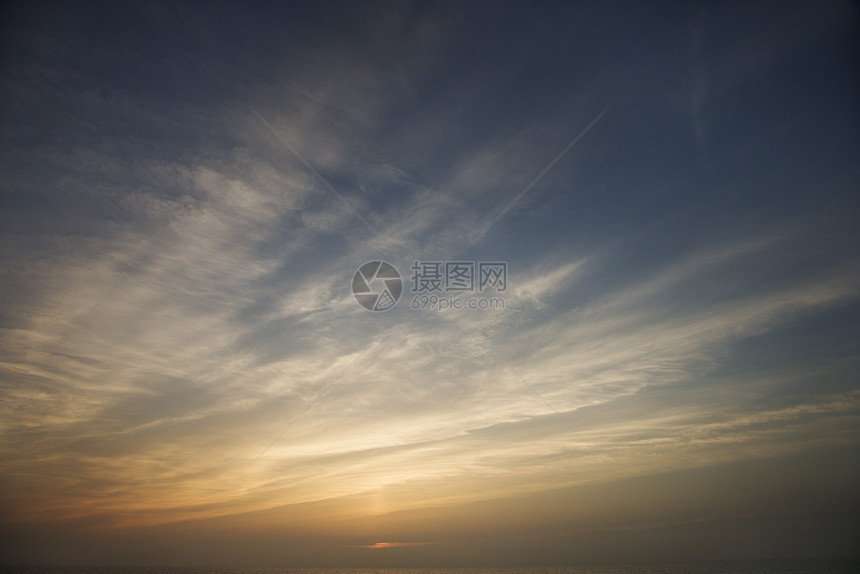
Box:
xmin=1 ymin=562 xmax=858 ymax=574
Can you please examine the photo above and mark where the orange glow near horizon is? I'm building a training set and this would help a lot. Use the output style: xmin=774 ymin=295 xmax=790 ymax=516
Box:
xmin=2 ymin=0 xmax=859 ymax=567
xmin=347 ymin=542 xmax=436 ymax=549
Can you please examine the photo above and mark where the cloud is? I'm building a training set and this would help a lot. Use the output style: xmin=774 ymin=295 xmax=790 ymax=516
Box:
xmin=1 ymin=3 xmax=858 ymax=566
xmin=2 ymin=117 xmax=858 ymax=529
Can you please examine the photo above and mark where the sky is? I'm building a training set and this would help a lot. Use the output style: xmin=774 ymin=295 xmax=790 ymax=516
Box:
xmin=1 ymin=0 xmax=859 ymax=568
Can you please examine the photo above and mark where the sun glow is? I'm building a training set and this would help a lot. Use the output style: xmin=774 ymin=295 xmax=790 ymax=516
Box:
xmin=347 ymin=542 xmax=435 ymax=549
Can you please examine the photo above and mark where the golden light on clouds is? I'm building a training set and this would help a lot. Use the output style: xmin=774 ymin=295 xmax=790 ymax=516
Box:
xmin=1 ymin=0 xmax=859 ymax=568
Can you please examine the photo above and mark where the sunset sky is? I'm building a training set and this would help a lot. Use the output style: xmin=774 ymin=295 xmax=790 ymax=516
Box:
xmin=1 ymin=0 xmax=859 ymax=567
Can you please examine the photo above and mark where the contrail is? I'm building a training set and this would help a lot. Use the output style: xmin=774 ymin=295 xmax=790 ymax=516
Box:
xmin=249 ymin=106 xmax=381 ymax=237
xmin=473 ymin=106 xmax=609 ymax=244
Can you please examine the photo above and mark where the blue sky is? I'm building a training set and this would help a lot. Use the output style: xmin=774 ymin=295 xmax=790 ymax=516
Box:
xmin=1 ymin=0 xmax=859 ymax=567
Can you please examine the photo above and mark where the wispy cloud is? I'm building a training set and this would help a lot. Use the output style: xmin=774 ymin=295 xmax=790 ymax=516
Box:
xmin=1 ymin=2 xmax=858 ymax=565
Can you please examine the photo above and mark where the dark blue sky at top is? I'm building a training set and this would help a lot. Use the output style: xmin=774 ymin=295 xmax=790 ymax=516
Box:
xmin=2 ymin=1 xmax=858 ymax=384
xmin=3 ymin=1 xmax=857 ymax=262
